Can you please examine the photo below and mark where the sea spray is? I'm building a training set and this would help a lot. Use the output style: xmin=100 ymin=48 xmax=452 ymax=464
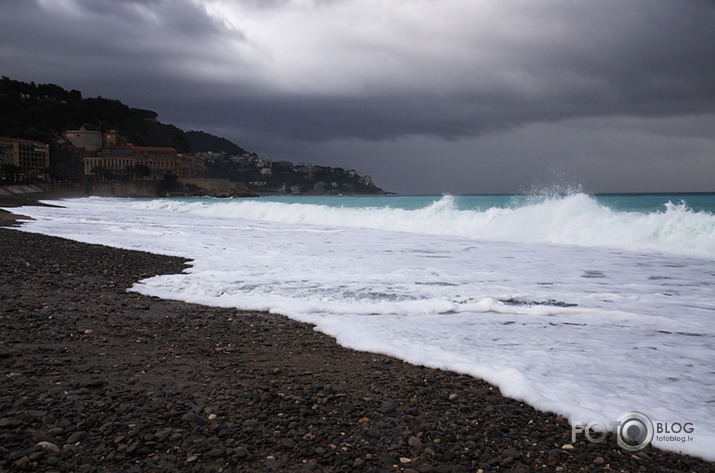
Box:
xmin=128 ymin=193 xmax=715 ymax=257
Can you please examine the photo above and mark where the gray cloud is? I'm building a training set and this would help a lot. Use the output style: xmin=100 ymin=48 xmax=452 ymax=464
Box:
xmin=1 ymin=0 xmax=714 ymax=192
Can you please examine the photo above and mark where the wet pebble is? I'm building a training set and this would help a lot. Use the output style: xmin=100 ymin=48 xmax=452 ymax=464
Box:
xmin=0 ymin=225 xmax=713 ymax=473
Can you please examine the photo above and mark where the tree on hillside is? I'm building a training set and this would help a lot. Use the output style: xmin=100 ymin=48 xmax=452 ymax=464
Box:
xmin=1 ymin=77 xmax=192 ymax=152
xmin=185 ymin=130 xmax=247 ymax=155
xmin=90 ymin=166 xmax=113 ymax=181
xmin=129 ymin=164 xmax=151 ymax=180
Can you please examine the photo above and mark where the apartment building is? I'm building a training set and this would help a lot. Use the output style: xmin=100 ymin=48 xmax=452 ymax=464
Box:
xmin=0 ymin=137 xmax=50 ymax=180
xmin=134 ymin=146 xmax=180 ymax=179
xmin=85 ymin=146 xmax=136 ymax=177
xmin=84 ymin=143 xmax=204 ymax=179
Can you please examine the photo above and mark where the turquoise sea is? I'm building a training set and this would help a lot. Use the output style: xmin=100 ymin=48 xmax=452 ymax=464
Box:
xmin=250 ymin=192 xmax=715 ymax=213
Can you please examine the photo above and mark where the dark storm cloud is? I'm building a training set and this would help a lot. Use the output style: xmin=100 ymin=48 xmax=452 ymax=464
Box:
xmin=1 ymin=0 xmax=714 ymax=192
xmin=0 ymin=0 xmax=242 ymax=94
xmin=153 ymin=0 xmax=715 ymax=142
xmin=3 ymin=0 xmax=714 ymax=141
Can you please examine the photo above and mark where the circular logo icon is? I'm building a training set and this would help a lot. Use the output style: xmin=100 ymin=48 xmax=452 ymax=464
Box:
xmin=615 ymin=411 xmax=654 ymax=451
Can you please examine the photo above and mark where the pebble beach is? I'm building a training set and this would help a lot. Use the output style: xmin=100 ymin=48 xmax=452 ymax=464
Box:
xmin=1 ymin=196 xmax=713 ymax=473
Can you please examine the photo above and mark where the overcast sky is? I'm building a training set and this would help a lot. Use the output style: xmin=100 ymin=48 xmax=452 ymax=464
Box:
xmin=2 ymin=0 xmax=714 ymax=193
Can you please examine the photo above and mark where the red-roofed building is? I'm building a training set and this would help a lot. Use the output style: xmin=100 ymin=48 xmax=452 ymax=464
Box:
xmin=86 ymin=145 xmax=136 ymax=178
xmin=177 ymin=153 xmax=205 ymax=178
xmin=134 ymin=146 xmax=180 ymax=179
xmin=83 ymin=140 xmax=204 ymax=180
xmin=80 ymin=129 xmax=204 ymax=179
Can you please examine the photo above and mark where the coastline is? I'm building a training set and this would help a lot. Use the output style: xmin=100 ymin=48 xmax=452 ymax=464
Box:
xmin=1 ymin=195 xmax=713 ymax=472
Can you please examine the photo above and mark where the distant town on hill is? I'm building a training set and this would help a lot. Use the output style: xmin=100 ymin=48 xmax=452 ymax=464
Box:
xmin=0 ymin=76 xmax=387 ymax=196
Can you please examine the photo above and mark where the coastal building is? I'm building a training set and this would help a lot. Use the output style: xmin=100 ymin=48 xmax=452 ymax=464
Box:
xmin=63 ymin=128 xmax=204 ymax=180
xmin=102 ymin=130 xmax=127 ymax=148
xmin=86 ymin=146 xmax=135 ymax=178
xmin=0 ymin=137 xmax=50 ymax=180
xmin=134 ymin=146 xmax=180 ymax=179
xmin=177 ymin=153 xmax=205 ymax=178
xmin=83 ymin=143 xmax=204 ymax=179
xmin=64 ymin=127 xmax=103 ymax=152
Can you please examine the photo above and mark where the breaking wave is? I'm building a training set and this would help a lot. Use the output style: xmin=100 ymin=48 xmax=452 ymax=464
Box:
xmin=131 ymin=193 xmax=715 ymax=258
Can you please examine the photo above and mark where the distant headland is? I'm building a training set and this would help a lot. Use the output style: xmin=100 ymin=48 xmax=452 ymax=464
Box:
xmin=0 ymin=76 xmax=388 ymax=197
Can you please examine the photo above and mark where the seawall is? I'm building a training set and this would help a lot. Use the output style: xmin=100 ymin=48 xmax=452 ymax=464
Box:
xmin=0 ymin=178 xmax=255 ymax=198
xmin=0 ymin=181 xmax=159 ymax=198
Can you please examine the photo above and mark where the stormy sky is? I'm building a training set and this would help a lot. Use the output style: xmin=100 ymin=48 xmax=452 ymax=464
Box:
xmin=2 ymin=0 xmax=714 ymax=194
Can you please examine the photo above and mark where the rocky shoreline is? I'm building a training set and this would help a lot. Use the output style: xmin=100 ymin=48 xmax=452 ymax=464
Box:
xmin=1 ymin=197 xmax=713 ymax=472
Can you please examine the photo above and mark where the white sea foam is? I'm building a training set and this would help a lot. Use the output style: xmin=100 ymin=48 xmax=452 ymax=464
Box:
xmin=129 ymin=193 xmax=715 ymax=257
xmin=6 ymin=195 xmax=715 ymax=460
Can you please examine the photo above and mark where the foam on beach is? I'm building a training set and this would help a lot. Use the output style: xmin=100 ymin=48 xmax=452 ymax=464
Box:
xmin=6 ymin=194 xmax=715 ymax=460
